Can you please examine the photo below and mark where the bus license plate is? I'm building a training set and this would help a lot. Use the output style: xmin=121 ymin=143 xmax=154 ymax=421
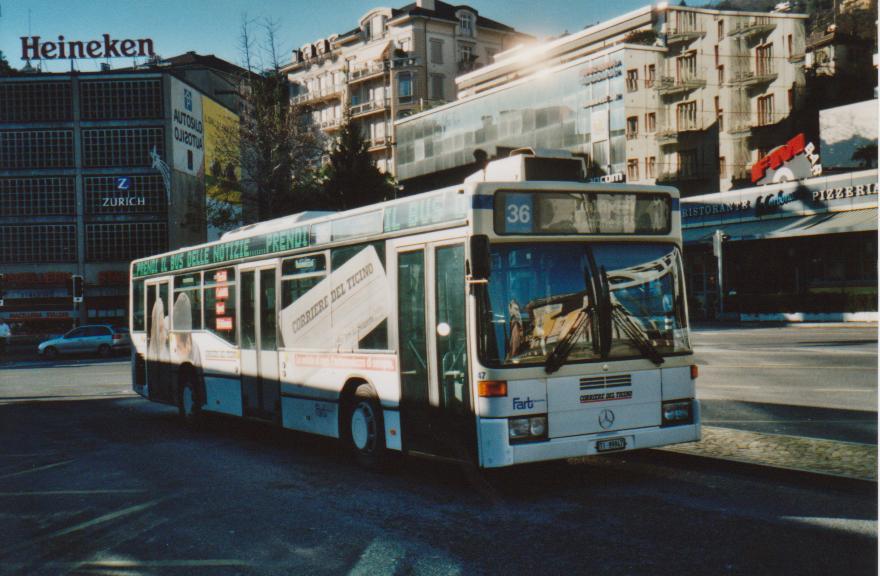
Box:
xmin=596 ymin=438 xmax=626 ymax=452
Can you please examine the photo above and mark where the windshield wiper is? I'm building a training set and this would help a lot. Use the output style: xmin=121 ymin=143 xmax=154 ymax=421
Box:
xmin=609 ymin=299 xmax=665 ymax=366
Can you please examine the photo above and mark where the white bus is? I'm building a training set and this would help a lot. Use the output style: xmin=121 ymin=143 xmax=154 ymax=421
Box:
xmin=129 ymin=150 xmax=699 ymax=468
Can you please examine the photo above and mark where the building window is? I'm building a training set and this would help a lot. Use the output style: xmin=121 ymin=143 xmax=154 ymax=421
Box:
xmin=677 ymin=51 xmax=698 ymax=83
xmin=787 ymin=34 xmax=793 ymax=57
xmin=86 ymin=222 xmax=167 ymax=262
xmin=0 ymin=130 xmax=74 ymax=169
xmin=0 ymin=224 xmax=77 ymax=263
xmin=718 ymin=64 xmax=724 ymax=85
xmin=644 ymin=64 xmax=655 ymax=88
xmin=458 ymin=43 xmax=477 ymax=72
xmin=81 ymin=79 xmax=163 ymax=120
xmin=646 ymin=156 xmax=656 ymax=178
xmin=430 ymin=39 xmax=444 ymax=64
xmin=675 ymin=10 xmax=698 ymax=33
xmin=627 ymin=159 xmax=640 ymax=181
xmin=645 ymin=112 xmax=656 ymax=133
xmin=0 ymin=82 xmax=72 ymax=122
xmin=459 ymin=12 xmax=475 ymax=37
xmin=81 ymin=127 xmax=164 ymax=168
xmin=714 ymin=45 xmax=719 ymax=67
xmin=756 ymin=43 xmax=774 ymax=76
xmin=678 ymin=149 xmax=697 ymax=178
xmin=788 ymin=87 xmax=795 ymax=111
xmin=718 ymin=19 xmax=724 ymax=39
xmin=398 ymin=73 xmax=413 ymax=103
xmin=758 ymin=94 xmax=774 ymax=126
xmin=714 ymin=96 xmax=723 ymax=131
xmin=0 ymin=177 xmax=76 ymax=217
xmin=626 ymin=116 xmax=639 ymax=139
xmin=677 ymin=100 xmax=698 ymax=131
xmin=719 ymin=156 xmax=726 ymax=179
xmin=429 ymin=74 xmax=445 ymax=100
xmin=626 ymin=69 xmax=639 ymax=92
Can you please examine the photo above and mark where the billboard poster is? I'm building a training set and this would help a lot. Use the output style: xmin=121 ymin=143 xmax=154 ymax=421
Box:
xmin=279 ymin=246 xmax=390 ymax=351
xmin=170 ymin=77 xmax=205 ymax=177
xmin=203 ymin=98 xmax=242 ymax=239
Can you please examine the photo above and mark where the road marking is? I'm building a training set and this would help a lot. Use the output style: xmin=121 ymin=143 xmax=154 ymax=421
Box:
xmin=0 ymin=459 xmax=74 ymax=480
xmin=349 ymin=537 xmax=407 ymax=576
xmin=0 ymin=497 xmax=168 ymax=557
xmin=0 ymin=489 xmax=147 ymax=497
xmin=700 ymin=385 xmax=760 ymax=389
xmin=811 ymin=388 xmax=875 ymax=393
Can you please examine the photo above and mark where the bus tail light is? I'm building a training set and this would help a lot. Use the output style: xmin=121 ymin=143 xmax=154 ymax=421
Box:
xmin=478 ymin=380 xmax=508 ymax=397
xmin=509 ymin=415 xmax=548 ymax=443
xmin=662 ymin=400 xmax=693 ymax=426
xmin=690 ymin=364 xmax=699 ymax=379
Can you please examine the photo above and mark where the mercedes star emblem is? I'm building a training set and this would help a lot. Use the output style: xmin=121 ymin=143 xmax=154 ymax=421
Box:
xmin=598 ymin=409 xmax=615 ymax=429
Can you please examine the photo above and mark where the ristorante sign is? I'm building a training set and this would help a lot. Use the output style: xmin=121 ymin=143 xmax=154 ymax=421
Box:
xmin=21 ymin=35 xmax=155 ymax=60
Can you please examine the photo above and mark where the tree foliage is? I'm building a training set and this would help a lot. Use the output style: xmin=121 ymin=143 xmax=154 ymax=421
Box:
xmin=321 ymin=113 xmax=396 ymax=211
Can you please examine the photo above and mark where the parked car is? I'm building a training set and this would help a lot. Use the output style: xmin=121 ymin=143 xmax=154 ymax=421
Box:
xmin=38 ymin=325 xmax=131 ymax=359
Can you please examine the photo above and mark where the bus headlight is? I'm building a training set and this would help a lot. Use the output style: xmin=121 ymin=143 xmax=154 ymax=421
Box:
xmin=509 ymin=415 xmax=548 ymax=443
xmin=662 ymin=400 xmax=693 ymax=426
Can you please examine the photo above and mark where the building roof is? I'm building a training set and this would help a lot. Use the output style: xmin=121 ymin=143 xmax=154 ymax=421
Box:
xmin=143 ymin=51 xmax=250 ymax=77
xmin=391 ymin=0 xmax=516 ymax=32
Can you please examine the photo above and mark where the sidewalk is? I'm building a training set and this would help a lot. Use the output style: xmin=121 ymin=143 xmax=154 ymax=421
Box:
xmin=661 ymin=426 xmax=877 ymax=482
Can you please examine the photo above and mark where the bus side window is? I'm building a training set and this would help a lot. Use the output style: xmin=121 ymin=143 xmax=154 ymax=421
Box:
xmin=331 ymin=242 xmax=388 ymax=350
xmin=132 ymin=280 xmax=145 ymax=331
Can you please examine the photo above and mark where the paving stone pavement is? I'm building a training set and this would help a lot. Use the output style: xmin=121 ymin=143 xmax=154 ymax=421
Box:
xmin=660 ymin=426 xmax=878 ymax=482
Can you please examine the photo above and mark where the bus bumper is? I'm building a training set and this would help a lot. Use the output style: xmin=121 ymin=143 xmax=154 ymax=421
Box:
xmin=479 ymin=400 xmax=701 ymax=468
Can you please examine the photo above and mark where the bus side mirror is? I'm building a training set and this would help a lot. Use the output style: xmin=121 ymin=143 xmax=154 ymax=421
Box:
xmin=469 ymin=235 xmax=491 ymax=281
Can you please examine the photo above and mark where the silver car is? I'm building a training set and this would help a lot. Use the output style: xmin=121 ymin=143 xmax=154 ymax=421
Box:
xmin=38 ymin=325 xmax=131 ymax=359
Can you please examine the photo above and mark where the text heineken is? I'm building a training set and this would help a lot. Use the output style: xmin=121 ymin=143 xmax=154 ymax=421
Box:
xmin=21 ymin=35 xmax=155 ymax=60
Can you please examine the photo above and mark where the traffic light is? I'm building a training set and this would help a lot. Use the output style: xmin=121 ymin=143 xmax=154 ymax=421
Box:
xmin=71 ymin=275 xmax=84 ymax=303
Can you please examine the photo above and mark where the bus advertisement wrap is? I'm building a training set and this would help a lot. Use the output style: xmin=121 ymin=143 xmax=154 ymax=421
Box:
xmin=279 ymin=246 xmax=390 ymax=351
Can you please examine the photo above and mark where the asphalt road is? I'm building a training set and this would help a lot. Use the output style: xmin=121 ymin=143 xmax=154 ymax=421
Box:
xmin=0 ymin=342 xmax=877 ymax=576
xmin=692 ymin=323 xmax=878 ymax=444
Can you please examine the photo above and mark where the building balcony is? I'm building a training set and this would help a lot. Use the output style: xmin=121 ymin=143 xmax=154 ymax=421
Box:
xmin=788 ymin=51 xmax=806 ymax=63
xmin=292 ymin=84 xmax=345 ymax=106
xmin=391 ymin=55 xmax=420 ymax=69
xmin=730 ymin=19 xmax=776 ymax=39
xmin=665 ymin=28 xmax=706 ymax=45
xmin=317 ymin=118 xmax=342 ymax=131
xmin=666 ymin=28 xmax=705 ymax=46
xmin=656 ymin=75 xmax=706 ymax=97
xmin=350 ymin=99 xmax=388 ymax=118
xmin=727 ymin=69 xmax=777 ymax=87
xmin=655 ymin=130 xmax=678 ymax=145
xmin=348 ymin=61 xmax=389 ymax=83
xmin=727 ymin=124 xmax=752 ymax=135
xmin=367 ymin=135 xmax=390 ymax=151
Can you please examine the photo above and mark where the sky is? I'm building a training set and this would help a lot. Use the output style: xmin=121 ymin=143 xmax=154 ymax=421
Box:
xmin=1 ymin=0 xmax=652 ymax=73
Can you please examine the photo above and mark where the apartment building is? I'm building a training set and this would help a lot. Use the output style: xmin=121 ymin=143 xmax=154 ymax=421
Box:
xmin=0 ymin=55 xmax=241 ymax=333
xmin=395 ymin=3 xmax=808 ymax=195
xmin=281 ymin=0 xmax=530 ymax=174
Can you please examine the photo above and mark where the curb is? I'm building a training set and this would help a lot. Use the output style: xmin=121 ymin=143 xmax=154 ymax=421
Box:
xmin=658 ymin=426 xmax=877 ymax=483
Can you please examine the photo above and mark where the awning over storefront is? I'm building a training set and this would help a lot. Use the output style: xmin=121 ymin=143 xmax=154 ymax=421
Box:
xmin=684 ymin=207 xmax=877 ymax=244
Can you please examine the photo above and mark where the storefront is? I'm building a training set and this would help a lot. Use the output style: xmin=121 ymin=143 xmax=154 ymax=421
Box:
xmin=682 ymin=170 xmax=877 ymax=320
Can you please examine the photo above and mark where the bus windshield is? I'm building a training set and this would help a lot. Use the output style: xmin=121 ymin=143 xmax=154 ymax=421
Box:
xmin=478 ymin=242 xmax=690 ymax=369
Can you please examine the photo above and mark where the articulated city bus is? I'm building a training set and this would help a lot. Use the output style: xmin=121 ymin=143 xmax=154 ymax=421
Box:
xmin=129 ymin=149 xmax=699 ymax=468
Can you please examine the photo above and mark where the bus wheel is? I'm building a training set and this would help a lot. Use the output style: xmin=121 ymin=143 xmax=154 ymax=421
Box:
xmin=347 ymin=384 xmax=385 ymax=468
xmin=178 ymin=373 xmax=201 ymax=426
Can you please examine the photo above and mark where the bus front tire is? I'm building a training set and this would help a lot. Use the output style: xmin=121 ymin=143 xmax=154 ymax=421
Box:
xmin=346 ymin=384 xmax=386 ymax=468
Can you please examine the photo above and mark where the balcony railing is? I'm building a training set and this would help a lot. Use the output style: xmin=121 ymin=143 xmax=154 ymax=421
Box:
xmin=292 ymin=84 xmax=345 ymax=105
xmin=350 ymin=99 xmax=388 ymax=117
xmin=349 ymin=61 xmax=389 ymax=82
xmin=655 ymin=130 xmax=678 ymax=145
xmin=656 ymin=75 xmax=706 ymax=96
xmin=727 ymin=69 xmax=777 ymax=87
xmin=666 ymin=27 xmax=706 ymax=45
xmin=730 ymin=18 xmax=776 ymax=38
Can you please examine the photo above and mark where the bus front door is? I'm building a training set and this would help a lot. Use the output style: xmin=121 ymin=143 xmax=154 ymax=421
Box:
xmin=239 ymin=264 xmax=280 ymax=421
xmin=397 ymin=242 xmax=475 ymax=461
xmin=145 ymin=279 xmax=173 ymax=403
